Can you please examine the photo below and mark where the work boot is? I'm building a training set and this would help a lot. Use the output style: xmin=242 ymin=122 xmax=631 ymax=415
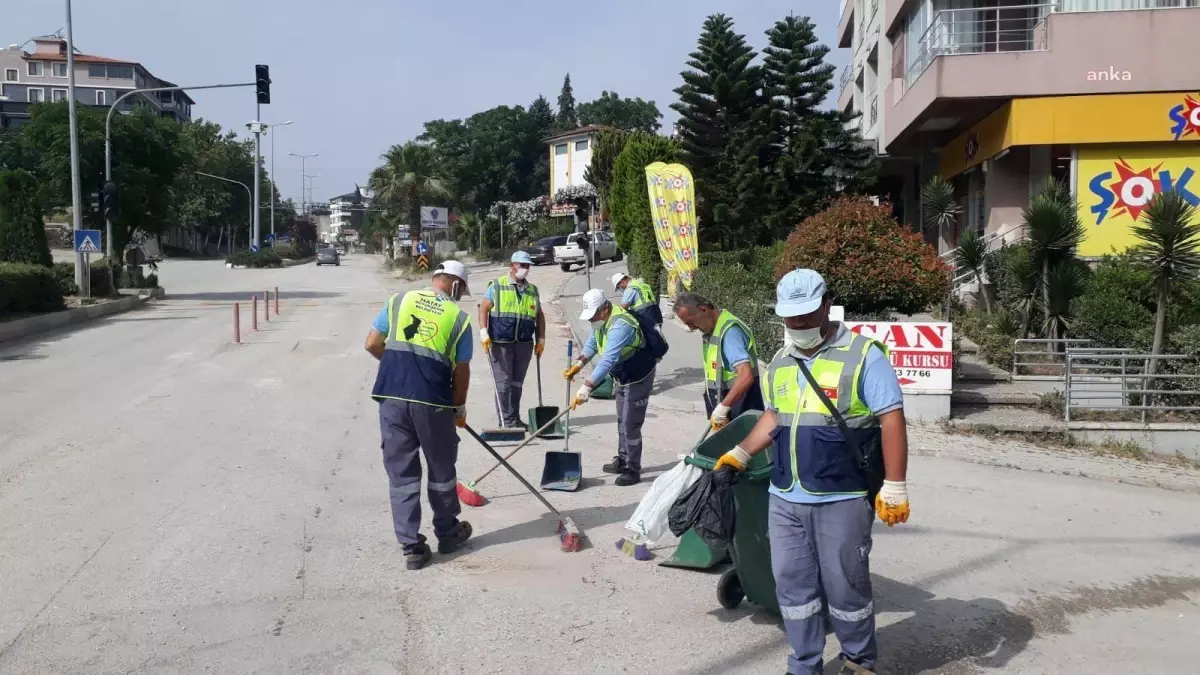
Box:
xmin=436 ymin=520 xmax=473 ymax=554
xmin=615 ymin=469 xmax=641 ymax=486
xmin=403 ymin=536 xmax=432 ymax=570
xmin=837 ymin=659 xmax=876 ymax=674
xmin=506 ymin=421 xmax=528 ymax=431
xmin=602 ymin=456 xmax=625 ymax=474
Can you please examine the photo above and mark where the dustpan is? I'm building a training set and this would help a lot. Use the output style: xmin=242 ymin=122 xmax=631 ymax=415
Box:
xmin=540 ymin=341 xmax=582 ymax=491
xmin=528 ymin=354 xmax=564 ymax=439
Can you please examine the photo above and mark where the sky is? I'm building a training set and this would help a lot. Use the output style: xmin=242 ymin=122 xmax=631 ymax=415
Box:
xmin=12 ymin=1 xmax=845 ymax=206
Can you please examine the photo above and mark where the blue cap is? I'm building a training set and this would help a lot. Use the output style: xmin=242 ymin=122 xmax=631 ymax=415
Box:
xmin=511 ymin=251 xmax=533 ymax=265
xmin=775 ymin=269 xmax=826 ymax=318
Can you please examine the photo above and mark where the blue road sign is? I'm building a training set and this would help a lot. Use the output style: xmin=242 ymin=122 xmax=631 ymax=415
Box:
xmin=249 ymin=244 xmax=259 ymax=253
xmin=416 ymin=240 xmax=429 ymax=255
xmin=74 ymin=230 xmax=102 ymax=253
xmin=266 ymin=234 xmax=275 ymax=244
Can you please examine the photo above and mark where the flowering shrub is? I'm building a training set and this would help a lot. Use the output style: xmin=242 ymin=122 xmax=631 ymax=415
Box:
xmin=490 ymin=196 xmax=549 ymax=224
xmin=774 ymin=197 xmax=950 ymax=315
xmin=553 ymin=184 xmax=597 ymax=202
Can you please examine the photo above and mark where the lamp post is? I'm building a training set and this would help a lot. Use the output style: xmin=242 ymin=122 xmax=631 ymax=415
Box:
xmin=194 ymin=171 xmax=253 ymax=255
xmin=264 ymin=121 xmax=292 ymax=240
xmin=288 ymin=152 xmax=318 ymax=215
xmin=65 ymin=1 xmax=84 ymax=291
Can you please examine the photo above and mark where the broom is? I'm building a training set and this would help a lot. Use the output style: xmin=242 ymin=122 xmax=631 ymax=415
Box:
xmin=479 ymin=354 xmax=526 ymax=443
xmin=457 ymin=406 xmax=572 ymax=507
xmin=463 ymin=424 xmax=585 ymax=552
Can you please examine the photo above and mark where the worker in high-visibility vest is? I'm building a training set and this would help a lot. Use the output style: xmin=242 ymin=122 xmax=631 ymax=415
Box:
xmin=672 ymin=291 xmax=764 ymax=430
xmin=611 ymin=272 xmax=663 ymax=326
xmin=712 ymin=269 xmax=910 ymax=675
xmin=479 ymin=251 xmax=546 ymax=429
xmin=365 ymin=261 xmax=475 ymax=570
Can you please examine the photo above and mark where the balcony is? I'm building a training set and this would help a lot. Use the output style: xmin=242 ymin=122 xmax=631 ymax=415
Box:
xmin=868 ymin=94 xmax=879 ymax=131
xmin=883 ymin=2 xmax=1200 ymax=154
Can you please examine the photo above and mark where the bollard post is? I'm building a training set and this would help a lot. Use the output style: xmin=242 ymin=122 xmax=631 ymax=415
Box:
xmin=264 ymin=290 xmax=270 ymax=323
xmin=274 ymin=286 xmax=280 ymax=315
xmin=252 ymin=295 xmax=258 ymax=331
xmin=233 ymin=303 xmax=241 ymax=344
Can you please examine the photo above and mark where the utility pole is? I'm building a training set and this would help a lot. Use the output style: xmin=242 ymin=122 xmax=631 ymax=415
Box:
xmin=265 ymin=121 xmax=292 ymax=240
xmin=65 ymin=0 xmax=85 ymax=291
xmin=251 ymin=65 xmax=272 ymax=250
xmin=289 ymin=153 xmax=318 ymax=215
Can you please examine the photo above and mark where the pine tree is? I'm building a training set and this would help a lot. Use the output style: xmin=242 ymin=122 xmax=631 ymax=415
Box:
xmin=554 ymin=74 xmax=579 ymax=133
xmin=671 ymin=14 xmax=767 ymax=250
xmin=0 ymin=169 xmax=53 ymax=267
xmin=762 ymin=15 xmax=876 ymax=233
xmin=528 ymin=95 xmax=556 ymax=195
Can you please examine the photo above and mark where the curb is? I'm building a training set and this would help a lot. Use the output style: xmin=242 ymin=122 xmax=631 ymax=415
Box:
xmin=950 ymin=390 xmax=1041 ymax=407
xmin=0 ymin=293 xmax=156 ymax=345
xmin=283 ymin=256 xmax=315 ymax=267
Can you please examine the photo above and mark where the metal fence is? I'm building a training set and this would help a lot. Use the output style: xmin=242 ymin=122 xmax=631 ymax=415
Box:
xmin=1011 ymin=338 xmax=1101 ymax=380
xmin=908 ymin=3 xmax=1056 ymax=84
xmin=1065 ymin=350 xmax=1200 ymax=423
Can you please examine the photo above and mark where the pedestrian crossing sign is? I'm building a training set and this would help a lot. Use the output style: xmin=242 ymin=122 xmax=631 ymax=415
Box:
xmin=74 ymin=230 xmax=102 ymax=253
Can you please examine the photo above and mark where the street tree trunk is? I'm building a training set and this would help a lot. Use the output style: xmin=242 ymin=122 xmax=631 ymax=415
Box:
xmin=974 ymin=269 xmax=993 ymax=314
xmin=1042 ymin=257 xmax=1053 ymax=347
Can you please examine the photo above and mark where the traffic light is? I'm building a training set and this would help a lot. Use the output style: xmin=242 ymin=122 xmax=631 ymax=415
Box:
xmin=255 ymin=64 xmax=271 ymax=105
xmin=102 ymin=181 xmax=119 ymax=220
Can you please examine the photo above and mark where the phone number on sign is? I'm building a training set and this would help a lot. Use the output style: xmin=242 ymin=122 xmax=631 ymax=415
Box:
xmin=898 ymin=369 xmax=933 ymax=379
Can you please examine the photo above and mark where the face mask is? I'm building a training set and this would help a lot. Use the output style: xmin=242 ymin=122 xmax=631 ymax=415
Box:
xmin=514 ymin=268 xmax=529 ymax=281
xmin=450 ymin=281 xmax=463 ymax=301
xmin=785 ymin=326 xmax=824 ymax=350
xmin=590 ymin=318 xmax=605 ymax=330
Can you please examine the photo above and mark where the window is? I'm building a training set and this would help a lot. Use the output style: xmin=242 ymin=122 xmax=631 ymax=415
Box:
xmin=157 ymin=91 xmax=173 ymax=103
xmin=27 ymin=61 xmax=44 ymax=77
xmin=555 ymin=143 xmax=568 ymax=155
xmin=4 ymin=69 xmax=17 ymax=82
xmin=88 ymin=64 xmax=106 ymax=78
xmin=96 ymin=90 xmax=106 ymax=105
xmin=51 ymin=62 xmax=68 ymax=78
xmin=52 ymin=89 xmax=67 ymax=102
xmin=575 ymin=139 xmax=589 ymax=151
xmin=107 ymin=65 xmax=133 ymax=79
xmin=28 ymin=88 xmax=45 ymax=103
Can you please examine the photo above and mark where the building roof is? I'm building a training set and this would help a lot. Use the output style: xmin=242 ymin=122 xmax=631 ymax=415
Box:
xmin=22 ymin=41 xmax=195 ymax=105
xmin=543 ymin=124 xmax=609 ymax=143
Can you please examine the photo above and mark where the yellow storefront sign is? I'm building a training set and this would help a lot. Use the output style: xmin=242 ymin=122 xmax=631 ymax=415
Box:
xmin=1076 ymin=143 xmax=1200 ymax=257
xmin=940 ymin=92 xmax=1200 ymax=178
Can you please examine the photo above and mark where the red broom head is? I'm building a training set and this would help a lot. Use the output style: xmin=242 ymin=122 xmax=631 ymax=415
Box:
xmin=457 ymin=481 xmax=486 ymax=508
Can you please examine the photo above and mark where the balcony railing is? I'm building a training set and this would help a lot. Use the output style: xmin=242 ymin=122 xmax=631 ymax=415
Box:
xmin=868 ymin=94 xmax=878 ymax=129
xmin=907 ymin=3 xmax=1056 ymax=85
xmin=840 ymin=65 xmax=852 ymax=93
xmin=1060 ymin=0 xmax=1199 ymax=10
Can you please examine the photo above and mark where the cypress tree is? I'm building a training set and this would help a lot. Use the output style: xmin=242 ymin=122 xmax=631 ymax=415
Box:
xmin=0 ymin=169 xmax=53 ymax=267
xmin=554 ymin=74 xmax=579 ymax=133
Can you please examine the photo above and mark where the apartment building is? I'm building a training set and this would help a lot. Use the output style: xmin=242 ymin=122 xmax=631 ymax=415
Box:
xmin=328 ymin=187 xmax=369 ymax=239
xmin=546 ymin=125 xmax=601 ymax=198
xmin=837 ymin=0 xmax=1200 ymax=258
xmin=0 ymin=36 xmax=193 ymax=129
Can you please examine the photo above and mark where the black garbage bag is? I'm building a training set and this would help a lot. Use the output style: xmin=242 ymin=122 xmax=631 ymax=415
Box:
xmin=668 ymin=467 xmax=738 ymax=550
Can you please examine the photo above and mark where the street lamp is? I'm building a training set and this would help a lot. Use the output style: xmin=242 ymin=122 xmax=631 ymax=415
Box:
xmin=263 ymin=120 xmax=292 ymax=239
xmin=194 ymin=171 xmax=253 ymax=255
xmin=64 ymin=1 xmax=85 ymax=291
xmin=288 ymin=152 xmax=318 ymax=215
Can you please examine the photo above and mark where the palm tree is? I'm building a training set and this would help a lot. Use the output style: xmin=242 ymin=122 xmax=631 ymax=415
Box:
xmin=955 ymin=227 xmax=992 ymax=313
xmin=1132 ymin=191 xmax=1200 ymax=377
xmin=1038 ymin=259 xmax=1089 ymax=345
xmin=921 ymin=177 xmax=962 ymax=244
xmin=1022 ymin=178 xmax=1085 ymax=343
xmin=369 ymin=142 xmax=450 ymax=255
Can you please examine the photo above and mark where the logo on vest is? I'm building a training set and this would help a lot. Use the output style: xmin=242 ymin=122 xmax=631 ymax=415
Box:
xmin=417 ymin=322 xmax=439 ymax=342
xmin=822 ymin=386 xmax=839 ymax=402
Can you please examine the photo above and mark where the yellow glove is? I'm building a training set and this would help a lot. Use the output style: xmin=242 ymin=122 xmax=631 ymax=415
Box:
xmin=713 ymin=445 xmax=751 ymax=472
xmin=875 ymin=480 xmax=910 ymax=527
xmin=535 ymin=339 xmax=545 ymax=358
xmin=481 ymin=335 xmax=492 ymax=353
xmin=563 ymin=363 xmax=582 ymax=381
xmin=454 ymin=405 xmax=466 ymax=429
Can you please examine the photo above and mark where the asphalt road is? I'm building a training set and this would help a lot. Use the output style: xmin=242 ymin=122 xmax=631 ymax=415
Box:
xmin=1 ymin=254 xmax=1198 ymax=674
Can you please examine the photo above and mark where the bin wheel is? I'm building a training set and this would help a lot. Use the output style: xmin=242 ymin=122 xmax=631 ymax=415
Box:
xmin=717 ymin=568 xmax=744 ymax=609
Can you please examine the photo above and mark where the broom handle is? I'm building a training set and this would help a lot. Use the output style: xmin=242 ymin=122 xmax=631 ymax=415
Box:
xmin=464 ymin=424 xmax=564 ymax=518
xmin=536 ymin=351 xmax=544 ymax=407
xmin=565 ymin=340 xmax=573 ymax=451
xmin=486 ymin=349 xmax=504 ymax=426
xmin=468 ymin=407 xmax=572 ymax=484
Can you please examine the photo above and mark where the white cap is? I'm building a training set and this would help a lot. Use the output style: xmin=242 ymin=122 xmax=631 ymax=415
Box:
xmin=610 ymin=272 xmax=629 ymax=290
xmin=434 ymin=260 xmax=472 ymax=296
xmin=775 ymin=268 xmax=825 ymax=318
xmin=579 ymin=288 xmax=608 ymax=321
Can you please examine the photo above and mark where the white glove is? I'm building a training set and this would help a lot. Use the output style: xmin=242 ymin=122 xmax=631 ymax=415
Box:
xmin=879 ymin=480 xmax=908 ymax=506
xmin=574 ymin=385 xmax=593 ymax=403
xmin=710 ymin=403 xmax=732 ymax=429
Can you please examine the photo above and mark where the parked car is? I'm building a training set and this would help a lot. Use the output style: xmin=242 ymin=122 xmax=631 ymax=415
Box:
xmin=316 ymin=247 xmax=340 ymax=266
xmin=523 ymin=236 xmax=568 ymax=265
xmin=335 ymin=246 xmax=346 ymax=256
xmin=553 ymin=231 xmax=621 ymax=271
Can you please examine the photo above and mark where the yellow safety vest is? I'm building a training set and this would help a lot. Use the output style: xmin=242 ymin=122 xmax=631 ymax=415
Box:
xmin=595 ymin=305 xmax=655 ymax=384
xmin=371 ymin=290 xmax=470 ymax=407
xmin=702 ymin=310 xmax=759 ymax=392
xmin=488 ymin=275 xmax=539 ymax=343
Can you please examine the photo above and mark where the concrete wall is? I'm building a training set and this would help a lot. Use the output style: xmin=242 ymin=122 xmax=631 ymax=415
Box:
xmin=984 ymin=146 xmax=1030 ymax=239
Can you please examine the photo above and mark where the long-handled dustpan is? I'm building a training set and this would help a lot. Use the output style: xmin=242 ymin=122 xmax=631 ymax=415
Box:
xmin=539 ymin=341 xmax=582 ymax=491
xmin=527 ymin=350 xmax=563 ymax=439
xmin=480 ymin=349 xmax=525 ymax=443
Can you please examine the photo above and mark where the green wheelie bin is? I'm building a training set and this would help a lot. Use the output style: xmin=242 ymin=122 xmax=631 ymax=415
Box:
xmin=683 ymin=419 xmax=779 ymax=614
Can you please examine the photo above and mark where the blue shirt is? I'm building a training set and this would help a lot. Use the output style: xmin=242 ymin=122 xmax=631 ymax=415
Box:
xmin=371 ymin=292 xmax=474 ymax=363
xmin=717 ymin=323 xmax=753 ymax=373
xmin=582 ymin=317 xmax=636 ymax=384
xmin=767 ymin=323 xmax=903 ymax=504
xmin=620 ymin=287 xmax=640 ymax=307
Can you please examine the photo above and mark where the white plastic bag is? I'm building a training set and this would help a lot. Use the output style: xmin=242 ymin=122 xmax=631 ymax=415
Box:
xmin=623 ymin=458 xmax=702 ymax=545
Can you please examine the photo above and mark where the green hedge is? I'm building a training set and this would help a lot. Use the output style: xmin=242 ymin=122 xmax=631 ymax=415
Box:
xmin=692 ymin=244 xmax=786 ymax=358
xmin=51 ymin=260 xmax=117 ymax=297
xmin=0 ymin=262 xmax=64 ymax=316
xmin=226 ymin=250 xmax=283 ymax=268
xmin=272 ymin=242 xmax=314 ymax=260
xmin=610 ymin=133 xmax=679 ymax=297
